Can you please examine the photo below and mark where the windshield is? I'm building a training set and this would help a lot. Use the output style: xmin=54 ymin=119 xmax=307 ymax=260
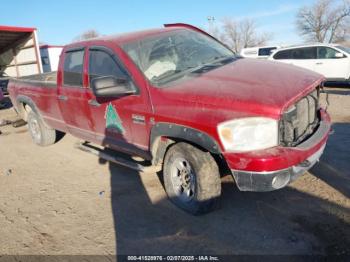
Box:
xmin=336 ymin=45 xmax=350 ymax=54
xmin=122 ymin=29 xmax=236 ymax=86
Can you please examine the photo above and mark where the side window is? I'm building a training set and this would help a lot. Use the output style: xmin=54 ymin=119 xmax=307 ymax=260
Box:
xmin=317 ymin=47 xmax=343 ymax=59
xmin=273 ymin=50 xmax=291 ymax=59
xmin=291 ymin=47 xmax=316 ymax=59
xmin=258 ymin=47 xmax=276 ymax=56
xmin=63 ymin=50 xmax=84 ymax=87
xmin=41 ymin=56 xmax=49 ymax=65
xmin=89 ymin=49 xmax=126 ymax=86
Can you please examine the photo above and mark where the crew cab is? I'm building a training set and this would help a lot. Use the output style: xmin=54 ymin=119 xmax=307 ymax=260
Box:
xmin=8 ymin=24 xmax=331 ymax=214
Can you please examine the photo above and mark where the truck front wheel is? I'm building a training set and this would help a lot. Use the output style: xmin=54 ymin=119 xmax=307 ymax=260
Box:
xmin=27 ymin=111 xmax=56 ymax=146
xmin=163 ymin=142 xmax=221 ymax=215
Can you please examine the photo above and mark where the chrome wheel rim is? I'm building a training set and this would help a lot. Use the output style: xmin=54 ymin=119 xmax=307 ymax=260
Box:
xmin=170 ymin=157 xmax=196 ymax=202
xmin=29 ymin=117 xmax=41 ymax=142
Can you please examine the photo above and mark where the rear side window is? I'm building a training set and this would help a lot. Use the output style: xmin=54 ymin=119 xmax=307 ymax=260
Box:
xmin=258 ymin=47 xmax=276 ymax=56
xmin=89 ymin=49 xmax=126 ymax=86
xmin=273 ymin=50 xmax=291 ymax=59
xmin=63 ymin=50 xmax=84 ymax=87
xmin=291 ymin=47 xmax=316 ymax=59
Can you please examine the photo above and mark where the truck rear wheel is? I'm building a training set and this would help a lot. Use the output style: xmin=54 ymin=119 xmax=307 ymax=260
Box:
xmin=27 ymin=111 xmax=56 ymax=146
xmin=163 ymin=142 xmax=221 ymax=215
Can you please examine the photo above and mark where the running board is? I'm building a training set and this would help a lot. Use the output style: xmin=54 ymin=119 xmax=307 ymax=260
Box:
xmin=75 ymin=142 xmax=155 ymax=172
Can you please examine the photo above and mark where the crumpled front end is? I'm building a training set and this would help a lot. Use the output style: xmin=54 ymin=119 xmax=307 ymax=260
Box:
xmin=224 ymin=87 xmax=331 ymax=192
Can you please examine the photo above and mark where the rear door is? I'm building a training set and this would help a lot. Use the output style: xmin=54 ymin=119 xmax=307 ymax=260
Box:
xmin=57 ymin=47 xmax=95 ymax=141
xmin=314 ymin=46 xmax=350 ymax=79
xmin=288 ymin=47 xmax=317 ymax=72
xmin=272 ymin=47 xmax=317 ymax=73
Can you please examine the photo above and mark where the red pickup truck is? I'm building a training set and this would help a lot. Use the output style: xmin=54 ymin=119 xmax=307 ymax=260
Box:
xmin=8 ymin=24 xmax=331 ymax=214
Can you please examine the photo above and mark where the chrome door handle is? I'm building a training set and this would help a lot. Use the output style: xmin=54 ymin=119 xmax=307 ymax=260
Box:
xmin=58 ymin=95 xmax=68 ymax=101
xmin=88 ymin=99 xmax=101 ymax=107
xmin=316 ymin=62 xmax=323 ymax=65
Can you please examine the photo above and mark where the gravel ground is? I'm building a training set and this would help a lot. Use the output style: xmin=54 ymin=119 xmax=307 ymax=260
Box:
xmin=0 ymin=87 xmax=349 ymax=256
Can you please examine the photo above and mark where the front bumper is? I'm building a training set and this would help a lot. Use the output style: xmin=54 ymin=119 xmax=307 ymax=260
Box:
xmin=226 ymin=111 xmax=331 ymax=192
xmin=231 ymin=143 xmax=325 ymax=191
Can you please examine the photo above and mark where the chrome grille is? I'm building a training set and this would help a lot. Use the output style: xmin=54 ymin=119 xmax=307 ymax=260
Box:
xmin=280 ymin=89 xmax=320 ymax=147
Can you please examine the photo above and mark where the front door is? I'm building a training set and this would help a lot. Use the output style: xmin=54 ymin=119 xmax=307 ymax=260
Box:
xmin=314 ymin=46 xmax=350 ymax=79
xmin=86 ymin=45 xmax=153 ymax=157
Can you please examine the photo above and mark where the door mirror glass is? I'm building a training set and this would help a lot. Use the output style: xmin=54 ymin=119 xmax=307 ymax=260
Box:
xmin=91 ymin=76 xmax=135 ymax=97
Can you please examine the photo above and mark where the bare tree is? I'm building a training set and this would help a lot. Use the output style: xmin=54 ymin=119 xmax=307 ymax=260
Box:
xmin=296 ymin=0 xmax=350 ymax=43
xmin=220 ymin=18 xmax=272 ymax=53
xmin=73 ymin=29 xmax=100 ymax=42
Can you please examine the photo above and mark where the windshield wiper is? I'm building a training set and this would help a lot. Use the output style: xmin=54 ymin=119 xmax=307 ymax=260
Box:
xmin=190 ymin=64 xmax=220 ymax=74
xmin=152 ymin=69 xmax=190 ymax=85
xmin=189 ymin=55 xmax=236 ymax=74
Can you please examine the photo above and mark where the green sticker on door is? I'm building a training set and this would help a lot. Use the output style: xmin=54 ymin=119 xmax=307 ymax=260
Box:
xmin=105 ymin=103 xmax=125 ymax=133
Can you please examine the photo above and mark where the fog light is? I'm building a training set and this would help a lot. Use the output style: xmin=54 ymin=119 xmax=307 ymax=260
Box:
xmin=271 ymin=171 xmax=291 ymax=189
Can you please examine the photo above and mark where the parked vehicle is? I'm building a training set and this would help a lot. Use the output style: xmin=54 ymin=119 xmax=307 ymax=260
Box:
xmin=269 ymin=44 xmax=350 ymax=82
xmin=240 ymin=46 xmax=280 ymax=59
xmin=8 ymin=23 xmax=331 ymax=214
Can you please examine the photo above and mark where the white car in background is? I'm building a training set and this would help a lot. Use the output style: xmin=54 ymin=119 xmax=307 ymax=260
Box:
xmin=240 ymin=46 xmax=280 ymax=59
xmin=268 ymin=44 xmax=350 ymax=82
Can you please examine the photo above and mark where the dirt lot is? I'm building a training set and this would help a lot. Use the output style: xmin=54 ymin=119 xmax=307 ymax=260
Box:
xmin=0 ymin=88 xmax=349 ymax=256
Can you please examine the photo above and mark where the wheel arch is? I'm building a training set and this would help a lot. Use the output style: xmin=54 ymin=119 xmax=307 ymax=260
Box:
xmin=16 ymin=95 xmax=49 ymax=127
xmin=150 ymin=122 xmax=221 ymax=165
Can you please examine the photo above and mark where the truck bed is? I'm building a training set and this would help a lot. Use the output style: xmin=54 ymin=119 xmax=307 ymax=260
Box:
xmin=9 ymin=71 xmax=57 ymax=88
xmin=8 ymin=70 xmax=64 ymax=134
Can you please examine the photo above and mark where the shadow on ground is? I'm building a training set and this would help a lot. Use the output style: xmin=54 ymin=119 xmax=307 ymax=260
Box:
xmin=93 ymin=102 xmax=350 ymax=255
xmin=324 ymin=89 xmax=350 ymax=96
xmin=105 ymin=161 xmax=350 ymax=255
xmin=97 ymin=132 xmax=350 ymax=256
xmin=309 ymin=123 xmax=350 ymax=198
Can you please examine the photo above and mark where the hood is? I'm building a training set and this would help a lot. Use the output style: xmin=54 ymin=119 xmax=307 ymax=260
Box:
xmin=160 ymin=58 xmax=323 ymax=118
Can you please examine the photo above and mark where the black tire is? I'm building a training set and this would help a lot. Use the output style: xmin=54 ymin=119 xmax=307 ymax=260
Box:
xmin=27 ymin=111 xmax=56 ymax=146
xmin=163 ymin=142 xmax=221 ymax=215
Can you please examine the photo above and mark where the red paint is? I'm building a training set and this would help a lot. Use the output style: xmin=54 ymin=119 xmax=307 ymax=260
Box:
xmin=0 ymin=25 xmax=36 ymax=33
xmin=224 ymin=111 xmax=330 ymax=172
xmin=8 ymin=24 xmax=330 ymax=172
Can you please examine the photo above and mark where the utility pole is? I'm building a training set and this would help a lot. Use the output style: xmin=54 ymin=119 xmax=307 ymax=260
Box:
xmin=207 ymin=16 xmax=216 ymax=36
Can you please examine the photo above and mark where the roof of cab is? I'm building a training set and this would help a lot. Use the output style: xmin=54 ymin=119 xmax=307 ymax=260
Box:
xmin=67 ymin=26 xmax=183 ymax=48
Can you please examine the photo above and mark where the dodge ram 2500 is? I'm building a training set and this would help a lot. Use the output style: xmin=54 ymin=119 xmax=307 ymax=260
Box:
xmin=8 ymin=23 xmax=331 ymax=214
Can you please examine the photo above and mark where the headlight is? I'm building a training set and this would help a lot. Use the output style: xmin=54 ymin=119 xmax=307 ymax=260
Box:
xmin=217 ymin=117 xmax=278 ymax=152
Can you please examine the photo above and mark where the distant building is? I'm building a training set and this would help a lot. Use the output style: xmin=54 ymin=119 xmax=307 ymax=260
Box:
xmin=40 ymin=45 xmax=63 ymax=72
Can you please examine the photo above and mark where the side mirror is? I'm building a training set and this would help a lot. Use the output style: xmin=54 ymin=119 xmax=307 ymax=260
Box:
xmin=91 ymin=76 xmax=135 ymax=97
xmin=335 ymin=52 xmax=345 ymax=58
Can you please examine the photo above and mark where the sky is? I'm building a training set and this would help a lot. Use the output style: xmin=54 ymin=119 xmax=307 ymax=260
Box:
xmin=0 ymin=0 xmax=315 ymax=46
